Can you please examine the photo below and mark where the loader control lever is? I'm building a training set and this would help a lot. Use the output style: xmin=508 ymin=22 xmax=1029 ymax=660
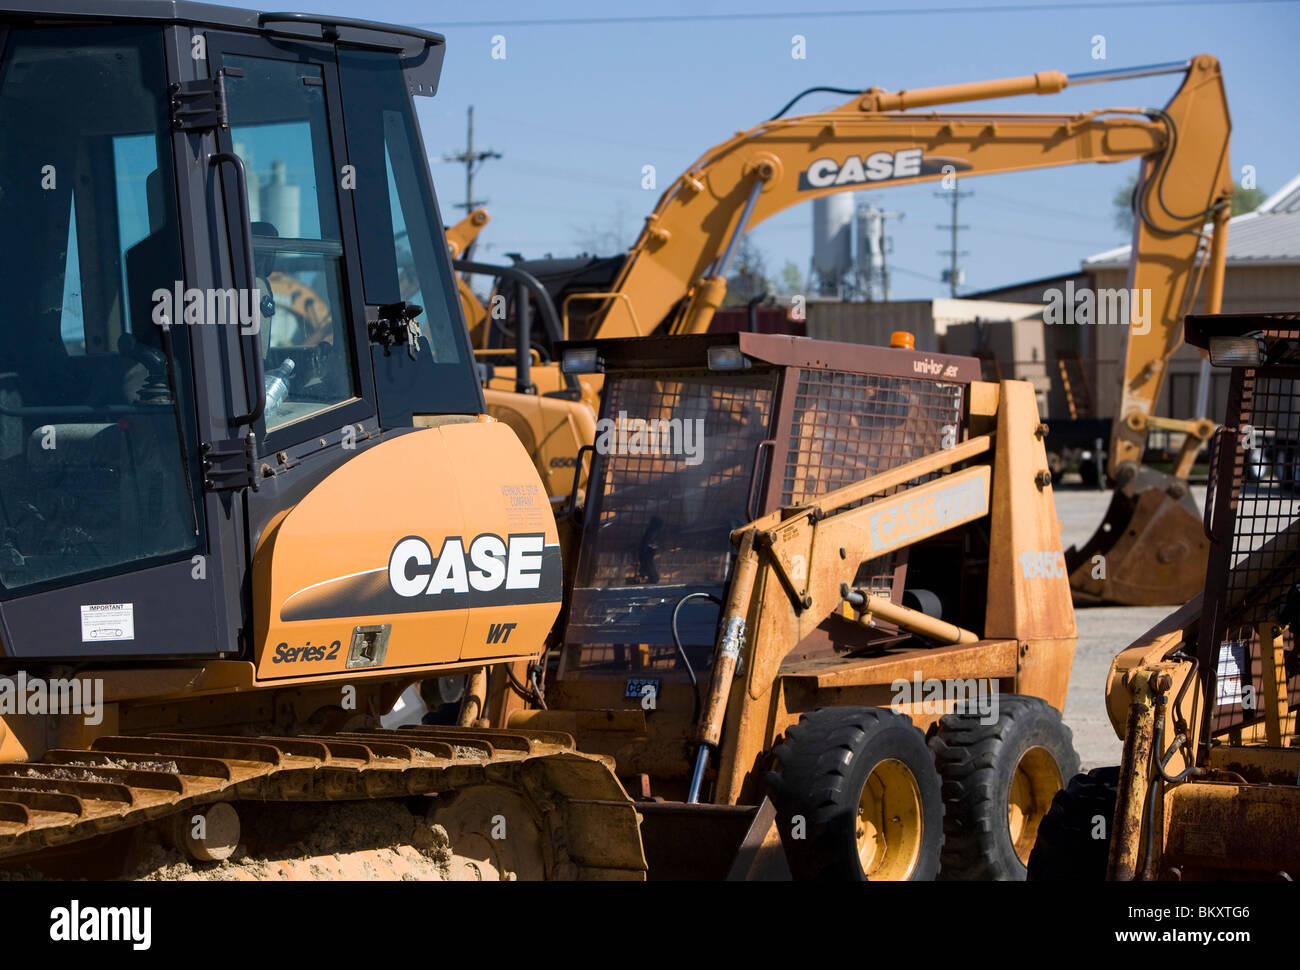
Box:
xmin=370 ymin=301 xmax=424 ymax=360
xmin=118 ymin=333 xmax=171 ymax=403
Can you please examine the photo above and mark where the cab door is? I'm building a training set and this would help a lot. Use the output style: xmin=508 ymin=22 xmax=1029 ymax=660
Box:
xmin=199 ymin=32 xmax=480 ymax=676
xmin=0 ymin=24 xmax=226 ymax=659
xmin=205 ymin=34 xmax=378 ymax=456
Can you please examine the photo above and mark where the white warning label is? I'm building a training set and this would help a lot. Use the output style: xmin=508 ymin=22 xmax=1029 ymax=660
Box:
xmin=1215 ymin=640 xmax=1248 ymax=706
xmin=80 ymin=603 xmax=135 ymax=642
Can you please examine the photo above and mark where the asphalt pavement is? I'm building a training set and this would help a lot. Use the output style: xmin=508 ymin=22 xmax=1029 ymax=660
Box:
xmin=1053 ymin=482 xmax=1206 ymax=769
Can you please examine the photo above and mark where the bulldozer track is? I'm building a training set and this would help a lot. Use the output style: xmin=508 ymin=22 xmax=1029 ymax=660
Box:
xmin=0 ymin=725 xmax=647 ymax=878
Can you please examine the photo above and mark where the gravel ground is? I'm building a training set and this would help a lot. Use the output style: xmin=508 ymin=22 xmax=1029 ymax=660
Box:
xmin=1053 ymin=481 xmax=1207 ymax=770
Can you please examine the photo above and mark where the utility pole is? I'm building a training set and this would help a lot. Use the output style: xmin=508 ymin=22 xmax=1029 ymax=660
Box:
xmin=443 ymin=105 xmax=501 ymax=215
xmin=857 ymin=203 xmax=902 ymax=302
xmin=936 ymin=186 xmax=972 ymax=297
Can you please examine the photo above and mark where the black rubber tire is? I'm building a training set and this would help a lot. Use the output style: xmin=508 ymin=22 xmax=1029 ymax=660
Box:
xmin=928 ymin=694 xmax=1080 ymax=880
xmin=765 ymin=707 xmax=943 ymax=881
xmin=1026 ymin=766 xmax=1119 ymax=881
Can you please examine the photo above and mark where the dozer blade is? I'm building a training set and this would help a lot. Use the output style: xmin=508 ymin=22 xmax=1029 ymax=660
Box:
xmin=1066 ymin=466 xmax=1209 ymax=606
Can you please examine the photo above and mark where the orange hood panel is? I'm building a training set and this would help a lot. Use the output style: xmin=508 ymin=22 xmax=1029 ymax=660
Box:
xmin=252 ymin=421 xmax=561 ymax=680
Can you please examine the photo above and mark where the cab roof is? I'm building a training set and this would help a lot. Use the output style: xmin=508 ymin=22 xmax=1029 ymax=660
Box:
xmin=0 ymin=2 xmax=445 ymax=91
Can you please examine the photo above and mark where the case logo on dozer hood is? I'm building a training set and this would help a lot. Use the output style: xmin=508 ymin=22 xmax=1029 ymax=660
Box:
xmin=389 ymin=533 xmax=543 ymax=597
xmin=798 ymin=150 xmax=971 ymax=190
xmin=279 ymin=532 xmax=561 ymax=622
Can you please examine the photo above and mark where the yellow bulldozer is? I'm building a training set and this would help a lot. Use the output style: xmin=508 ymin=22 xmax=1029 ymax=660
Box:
xmin=0 ymin=1 xmax=650 ymax=880
xmin=1029 ymin=312 xmax=1300 ymax=880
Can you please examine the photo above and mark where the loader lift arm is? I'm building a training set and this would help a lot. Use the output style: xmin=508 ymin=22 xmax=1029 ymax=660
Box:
xmin=689 ymin=437 xmax=997 ymax=799
xmin=677 ymin=373 xmax=1076 ymax=809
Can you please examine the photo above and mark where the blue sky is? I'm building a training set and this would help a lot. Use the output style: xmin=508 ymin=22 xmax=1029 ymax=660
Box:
xmin=212 ymin=0 xmax=1299 ymax=298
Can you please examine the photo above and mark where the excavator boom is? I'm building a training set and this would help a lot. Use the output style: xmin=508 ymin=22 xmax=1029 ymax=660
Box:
xmin=472 ymin=56 xmax=1232 ymax=605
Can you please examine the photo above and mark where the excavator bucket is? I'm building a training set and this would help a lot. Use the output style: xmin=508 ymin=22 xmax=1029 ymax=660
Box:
xmin=1065 ymin=466 xmax=1209 ymax=606
xmin=634 ymin=798 xmax=791 ymax=881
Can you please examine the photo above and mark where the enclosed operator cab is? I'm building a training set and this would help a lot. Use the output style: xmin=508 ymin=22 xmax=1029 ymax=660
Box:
xmin=0 ymin=3 xmax=559 ymax=686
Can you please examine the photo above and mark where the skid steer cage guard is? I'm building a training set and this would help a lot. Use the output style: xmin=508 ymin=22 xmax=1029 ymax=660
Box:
xmin=558 ymin=332 xmax=978 ymax=679
xmin=781 ymin=368 xmax=964 ymax=504
xmin=1199 ymin=324 xmax=1300 ymax=735
xmin=565 ymin=369 xmax=779 ymax=672
xmin=783 ymin=366 xmax=965 ymax=597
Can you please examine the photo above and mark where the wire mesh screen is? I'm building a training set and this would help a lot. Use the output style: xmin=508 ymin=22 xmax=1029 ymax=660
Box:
xmin=781 ymin=368 xmax=965 ymax=597
xmin=1207 ymin=357 xmax=1300 ymax=729
xmin=564 ymin=370 xmax=777 ymax=675
xmin=1222 ymin=372 xmax=1300 ymax=623
xmin=781 ymin=369 xmax=965 ymax=504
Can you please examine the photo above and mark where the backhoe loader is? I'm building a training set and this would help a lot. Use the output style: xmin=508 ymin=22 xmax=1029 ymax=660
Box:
xmin=463 ymin=58 xmax=1234 ymax=607
xmin=462 ymin=330 xmax=1082 ymax=880
xmin=0 ymin=1 xmax=649 ymax=880
xmin=1029 ymin=311 xmax=1300 ymax=881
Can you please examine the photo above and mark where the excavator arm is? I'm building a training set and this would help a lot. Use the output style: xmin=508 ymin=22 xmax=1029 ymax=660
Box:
xmin=577 ymin=57 xmax=1231 ymax=606
xmin=446 ymin=208 xmax=492 ymax=340
xmin=596 ymin=58 xmax=1230 ymax=378
xmin=1111 ymin=56 xmax=1232 ymax=477
xmin=476 ymin=58 xmax=1232 ymax=604
xmin=1057 ymin=59 xmax=1232 ymax=606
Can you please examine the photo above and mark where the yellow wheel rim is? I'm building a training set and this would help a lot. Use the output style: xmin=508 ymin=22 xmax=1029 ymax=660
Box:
xmin=1007 ymin=746 xmax=1063 ymax=864
xmin=855 ymin=758 xmax=923 ymax=880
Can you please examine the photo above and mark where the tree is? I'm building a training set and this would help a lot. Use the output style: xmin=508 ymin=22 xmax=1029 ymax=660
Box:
xmin=1113 ymin=173 xmax=1267 ymax=233
xmin=780 ymin=260 xmax=805 ymax=295
xmin=723 ymin=235 xmax=771 ymax=306
xmin=572 ymin=201 xmax=635 ymax=254
xmin=1232 ymin=184 xmax=1269 ymax=216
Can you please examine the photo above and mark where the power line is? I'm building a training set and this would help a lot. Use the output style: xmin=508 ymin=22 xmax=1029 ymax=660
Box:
xmin=494 ymin=157 xmax=645 ymax=191
xmin=443 ymin=106 xmax=501 ymax=218
xmin=976 ymin=225 xmax=1116 ymax=247
xmin=470 ymin=110 xmax=682 ymax=155
xmin=977 ymin=189 xmax=1115 ymax=224
xmin=422 ymin=0 xmax=1297 ymax=28
xmin=889 ymin=264 xmax=948 ymax=285
xmin=936 ymin=187 xmax=973 ymax=297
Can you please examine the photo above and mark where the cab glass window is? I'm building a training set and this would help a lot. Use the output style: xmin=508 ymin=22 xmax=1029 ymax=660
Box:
xmin=338 ymin=49 xmax=482 ymax=422
xmin=223 ymin=54 xmax=361 ymax=431
xmin=0 ymin=26 xmax=201 ymax=591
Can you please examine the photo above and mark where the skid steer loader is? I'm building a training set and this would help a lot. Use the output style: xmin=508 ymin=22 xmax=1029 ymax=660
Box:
xmin=0 ymin=1 xmax=652 ymax=880
xmin=1030 ymin=312 xmax=1300 ymax=880
xmin=467 ymin=331 xmax=1082 ymax=880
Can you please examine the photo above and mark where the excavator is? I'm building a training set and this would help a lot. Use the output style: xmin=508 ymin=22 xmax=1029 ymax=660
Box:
xmin=0 ymin=1 xmax=650 ymax=880
xmin=461 ymin=57 xmax=1233 ymax=606
xmin=1029 ymin=311 xmax=1300 ymax=880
